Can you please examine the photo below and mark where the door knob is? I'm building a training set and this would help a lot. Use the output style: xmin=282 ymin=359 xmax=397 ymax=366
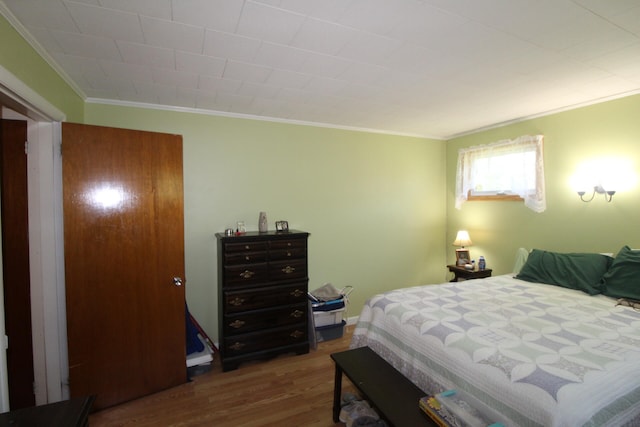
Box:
xmin=173 ymin=277 xmax=184 ymax=286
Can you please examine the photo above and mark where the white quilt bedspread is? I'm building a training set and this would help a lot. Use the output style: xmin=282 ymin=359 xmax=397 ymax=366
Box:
xmin=351 ymin=275 xmax=640 ymax=426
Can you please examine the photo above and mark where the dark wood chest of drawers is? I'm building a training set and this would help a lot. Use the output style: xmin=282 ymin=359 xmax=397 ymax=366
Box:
xmin=216 ymin=230 xmax=310 ymax=371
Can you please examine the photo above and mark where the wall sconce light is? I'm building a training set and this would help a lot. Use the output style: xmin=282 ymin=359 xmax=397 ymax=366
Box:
xmin=577 ymin=185 xmax=615 ymax=202
xmin=453 ymin=230 xmax=472 ymax=266
xmin=572 ymin=157 xmax=637 ymax=203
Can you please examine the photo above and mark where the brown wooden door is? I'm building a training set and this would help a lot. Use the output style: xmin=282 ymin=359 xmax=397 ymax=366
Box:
xmin=62 ymin=122 xmax=186 ymax=410
xmin=0 ymin=119 xmax=35 ymax=410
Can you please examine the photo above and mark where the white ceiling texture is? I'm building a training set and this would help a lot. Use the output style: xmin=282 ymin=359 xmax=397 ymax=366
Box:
xmin=1 ymin=0 xmax=640 ymax=139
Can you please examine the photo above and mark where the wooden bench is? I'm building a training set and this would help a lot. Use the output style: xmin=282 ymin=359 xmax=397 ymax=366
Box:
xmin=331 ymin=346 xmax=436 ymax=426
xmin=0 ymin=396 xmax=95 ymax=427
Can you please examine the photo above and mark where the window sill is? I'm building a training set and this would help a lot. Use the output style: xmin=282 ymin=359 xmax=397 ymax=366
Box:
xmin=467 ymin=191 xmax=523 ymax=202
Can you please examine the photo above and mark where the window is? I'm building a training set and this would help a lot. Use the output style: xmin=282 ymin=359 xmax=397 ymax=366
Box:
xmin=455 ymin=135 xmax=546 ymax=212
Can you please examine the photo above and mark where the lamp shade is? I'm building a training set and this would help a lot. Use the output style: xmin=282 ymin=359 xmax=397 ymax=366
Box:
xmin=453 ymin=230 xmax=472 ymax=247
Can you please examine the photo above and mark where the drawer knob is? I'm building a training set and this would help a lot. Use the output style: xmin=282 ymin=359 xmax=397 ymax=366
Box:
xmin=239 ymin=270 xmax=255 ymax=279
xmin=229 ymin=319 xmax=246 ymax=329
xmin=290 ymin=330 xmax=304 ymax=339
xmin=229 ymin=297 xmax=245 ymax=306
xmin=281 ymin=265 xmax=296 ymax=274
xmin=229 ymin=342 xmax=245 ymax=351
xmin=290 ymin=289 xmax=304 ymax=297
xmin=290 ymin=310 xmax=304 ymax=318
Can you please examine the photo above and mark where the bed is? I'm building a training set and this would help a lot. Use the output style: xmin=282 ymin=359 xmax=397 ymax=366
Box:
xmin=351 ymin=247 xmax=640 ymax=426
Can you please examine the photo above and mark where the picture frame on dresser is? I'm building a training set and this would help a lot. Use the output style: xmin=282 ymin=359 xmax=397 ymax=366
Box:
xmin=275 ymin=220 xmax=289 ymax=232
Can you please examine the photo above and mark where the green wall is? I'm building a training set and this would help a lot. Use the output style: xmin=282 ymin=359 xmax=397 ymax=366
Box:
xmin=446 ymin=94 xmax=640 ymax=275
xmin=84 ymin=103 xmax=447 ymax=339
xmin=0 ymin=14 xmax=84 ymax=121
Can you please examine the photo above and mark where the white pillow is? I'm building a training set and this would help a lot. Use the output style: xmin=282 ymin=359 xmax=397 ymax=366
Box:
xmin=512 ymin=247 xmax=529 ymax=274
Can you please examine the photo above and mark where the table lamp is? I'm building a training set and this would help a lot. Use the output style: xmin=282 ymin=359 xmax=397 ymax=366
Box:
xmin=453 ymin=230 xmax=472 ymax=266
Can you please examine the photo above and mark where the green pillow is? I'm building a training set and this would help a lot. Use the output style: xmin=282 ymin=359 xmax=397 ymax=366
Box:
xmin=601 ymin=246 xmax=640 ymax=299
xmin=516 ymin=249 xmax=612 ymax=295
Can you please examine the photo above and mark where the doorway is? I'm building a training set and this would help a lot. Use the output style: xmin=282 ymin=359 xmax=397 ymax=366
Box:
xmin=0 ymin=118 xmax=34 ymax=410
xmin=0 ymin=65 xmax=67 ymax=411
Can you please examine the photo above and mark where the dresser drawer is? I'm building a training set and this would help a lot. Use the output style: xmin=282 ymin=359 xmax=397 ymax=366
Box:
xmin=270 ymin=239 xmax=306 ymax=250
xmin=270 ymin=247 xmax=306 ymax=261
xmin=223 ymin=302 xmax=307 ymax=335
xmin=224 ymin=241 xmax=268 ymax=253
xmin=224 ymin=250 xmax=267 ymax=265
xmin=269 ymin=259 xmax=307 ymax=281
xmin=223 ymin=324 xmax=307 ymax=356
xmin=224 ymin=282 xmax=307 ymax=313
xmin=224 ymin=263 xmax=268 ymax=285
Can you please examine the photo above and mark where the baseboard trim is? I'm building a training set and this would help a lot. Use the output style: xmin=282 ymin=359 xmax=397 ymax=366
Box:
xmin=346 ymin=316 xmax=359 ymax=326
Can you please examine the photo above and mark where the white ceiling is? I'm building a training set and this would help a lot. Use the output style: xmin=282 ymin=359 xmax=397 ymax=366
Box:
xmin=2 ymin=0 xmax=640 ymax=139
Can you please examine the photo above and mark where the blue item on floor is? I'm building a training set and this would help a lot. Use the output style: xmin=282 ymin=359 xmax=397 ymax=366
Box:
xmin=310 ymin=296 xmax=345 ymax=311
xmin=186 ymin=304 xmax=204 ymax=355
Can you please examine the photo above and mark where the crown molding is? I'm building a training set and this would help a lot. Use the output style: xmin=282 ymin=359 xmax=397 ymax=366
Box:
xmin=446 ymin=90 xmax=640 ymax=140
xmin=86 ymin=97 xmax=443 ymax=140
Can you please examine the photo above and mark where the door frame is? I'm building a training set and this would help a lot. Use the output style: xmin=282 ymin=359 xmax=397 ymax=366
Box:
xmin=0 ymin=64 xmax=67 ymax=409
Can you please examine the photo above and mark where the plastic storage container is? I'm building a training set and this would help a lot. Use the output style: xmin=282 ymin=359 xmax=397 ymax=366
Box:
xmin=315 ymin=320 xmax=346 ymax=342
xmin=313 ymin=307 xmax=345 ymax=327
xmin=311 ymin=296 xmax=346 ymax=327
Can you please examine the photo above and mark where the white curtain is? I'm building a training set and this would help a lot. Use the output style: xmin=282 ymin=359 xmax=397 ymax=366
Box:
xmin=455 ymin=135 xmax=546 ymax=213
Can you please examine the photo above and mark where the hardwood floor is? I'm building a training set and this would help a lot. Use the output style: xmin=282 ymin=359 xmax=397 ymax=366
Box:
xmin=89 ymin=325 xmax=357 ymax=427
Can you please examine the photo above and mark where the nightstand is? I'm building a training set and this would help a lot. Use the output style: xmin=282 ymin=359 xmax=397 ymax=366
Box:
xmin=447 ymin=265 xmax=492 ymax=282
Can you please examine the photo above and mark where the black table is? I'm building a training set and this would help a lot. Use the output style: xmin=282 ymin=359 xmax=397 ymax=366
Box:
xmin=447 ymin=265 xmax=492 ymax=282
xmin=331 ymin=346 xmax=435 ymax=426
xmin=0 ymin=396 xmax=95 ymax=427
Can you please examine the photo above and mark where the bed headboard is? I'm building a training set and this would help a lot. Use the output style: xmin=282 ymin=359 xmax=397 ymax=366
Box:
xmin=512 ymin=247 xmax=529 ymax=274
